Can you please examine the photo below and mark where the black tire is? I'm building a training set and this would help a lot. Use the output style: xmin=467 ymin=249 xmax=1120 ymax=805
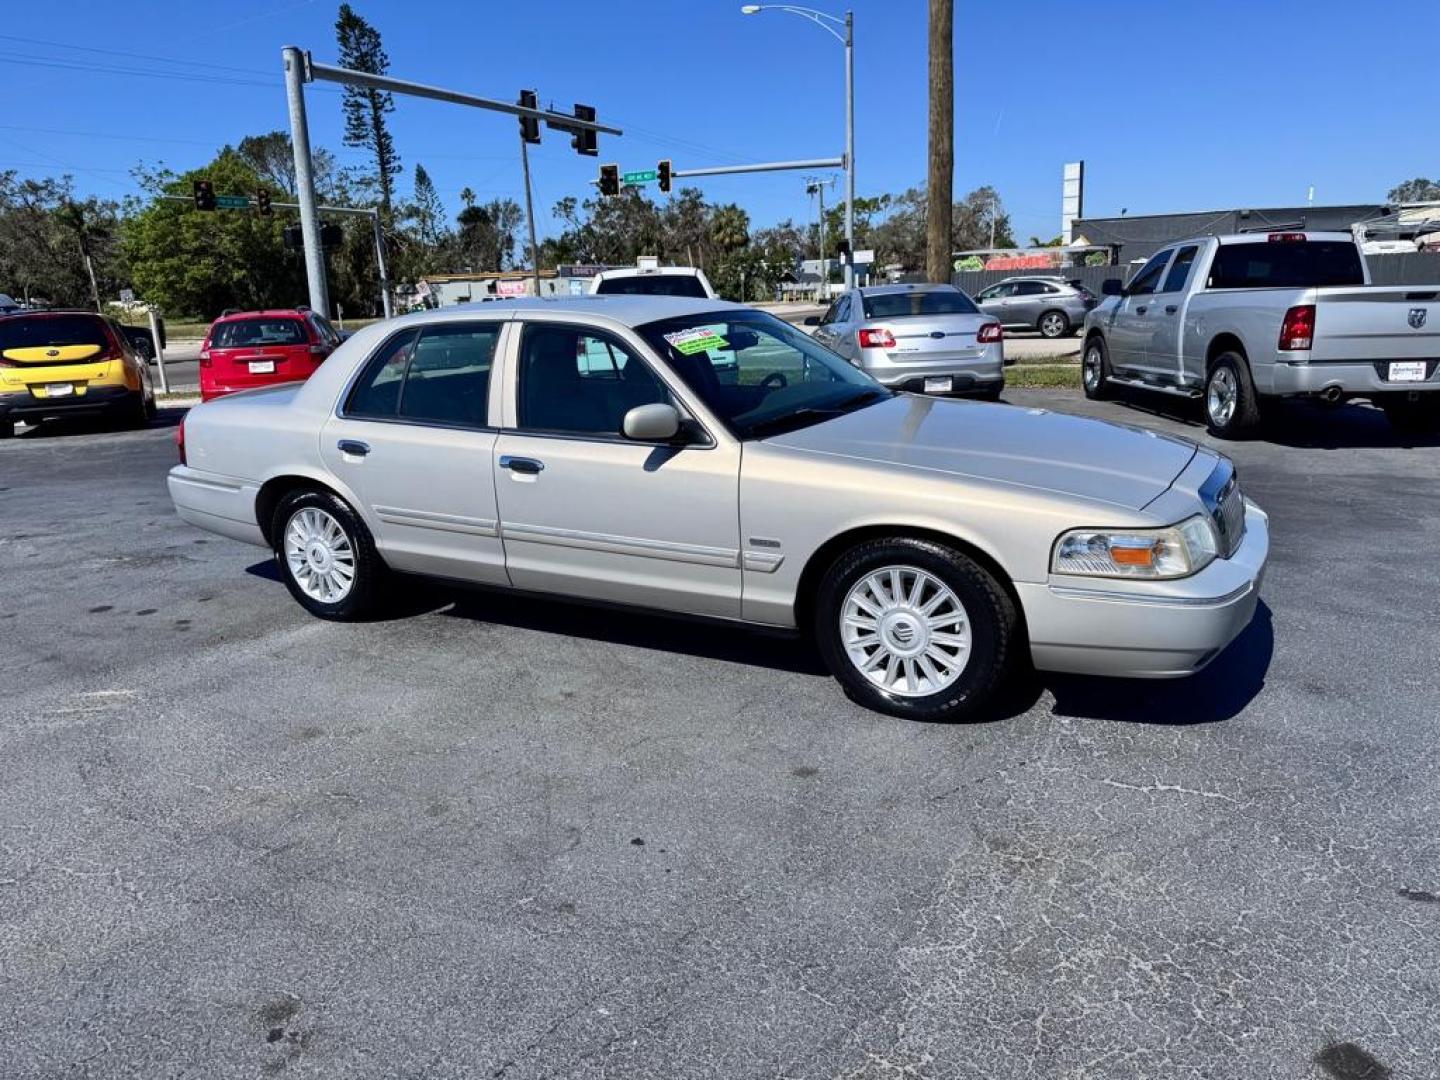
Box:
xmin=1081 ymin=336 xmax=1112 ymax=400
xmin=271 ymin=489 xmax=385 ymax=620
xmin=1204 ymin=351 xmax=1263 ymax=439
xmin=0 ymin=419 xmax=13 ymax=439
xmin=1037 ymin=309 xmax=1070 ymax=339
xmin=120 ymin=390 xmax=149 ymax=430
xmin=813 ymin=536 xmax=1018 ymax=722
xmin=974 ymin=386 xmax=1004 ymax=402
xmin=1379 ymin=396 xmax=1440 ymax=435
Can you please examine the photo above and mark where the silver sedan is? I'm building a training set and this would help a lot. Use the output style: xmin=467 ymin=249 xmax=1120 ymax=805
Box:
xmin=168 ymin=296 xmax=1268 ymax=722
xmin=808 ymin=283 xmax=1006 ymax=398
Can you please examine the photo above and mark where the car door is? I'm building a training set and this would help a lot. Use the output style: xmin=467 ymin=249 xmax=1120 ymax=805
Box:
xmin=975 ymin=282 xmax=1016 ymax=325
xmin=1106 ymin=250 xmax=1172 ymax=373
xmin=1147 ymin=244 xmax=1199 ymax=383
xmin=320 ymin=321 xmax=509 ymax=584
xmin=492 ymin=319 xmax=742 ymax=619
xmin=812 ymin=295 xmax=849 ymax=354
xmin=1008 ymin=280 xmax=1050 ymax=328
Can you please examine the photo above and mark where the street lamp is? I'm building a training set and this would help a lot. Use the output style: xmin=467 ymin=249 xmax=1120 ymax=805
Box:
xmin=741 ymin=4 xmax=855 ymax=289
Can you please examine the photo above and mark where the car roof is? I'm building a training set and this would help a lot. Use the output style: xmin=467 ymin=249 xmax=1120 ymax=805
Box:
xmin=0 ymin=308 xmax=106 ymax=321
xmin=857 ymin=283 xmax=957 ymax=296
xmin=213 ymin=308 xmax=312 ymax=322
xmin=381 ymin=295 xmax=744 ymax=330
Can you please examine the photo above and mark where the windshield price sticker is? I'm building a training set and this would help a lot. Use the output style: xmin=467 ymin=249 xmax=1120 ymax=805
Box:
xmin=663 ymin=328 xmax=729 ymax=355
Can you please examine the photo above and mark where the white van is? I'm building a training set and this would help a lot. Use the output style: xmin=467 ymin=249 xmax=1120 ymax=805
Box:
xmin=588 ymin=259 xmax=717 ymax=300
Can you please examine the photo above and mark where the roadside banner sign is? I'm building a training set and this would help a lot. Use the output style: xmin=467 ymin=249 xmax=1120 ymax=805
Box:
xmin=497 ymin=279 xmax=528 ymax=297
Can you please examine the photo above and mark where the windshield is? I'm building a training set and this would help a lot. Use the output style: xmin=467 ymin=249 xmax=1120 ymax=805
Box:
xmin=862 ymin=288 xmax=979 ymax=319
xmin=595 ymin=274 xmax=709 ymax=298
xmin=636 ymin=309 xmax=888 ymax=440
xmin=210 ymin=318 xmax=305 ymax=348
xmin=0 ymin=313 xmax=109 ymax=350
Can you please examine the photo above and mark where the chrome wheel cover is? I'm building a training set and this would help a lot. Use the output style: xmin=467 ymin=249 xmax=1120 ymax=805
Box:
xmin=1041 ymin=313 xmax=1065 ymax=337
xmin=284 ymin=507 xmax=356 ymax=603
xmin=840 ymin=565 xmax=971 ymax=698
xmin=1083 ymin=346 xmax=1103 ymax=391
xmin=1207 ymin=367 xmax=1237 ymax=427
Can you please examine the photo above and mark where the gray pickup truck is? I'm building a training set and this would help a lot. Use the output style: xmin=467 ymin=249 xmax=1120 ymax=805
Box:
xmin=1081 ymin=232 xmax=1439 ymax=436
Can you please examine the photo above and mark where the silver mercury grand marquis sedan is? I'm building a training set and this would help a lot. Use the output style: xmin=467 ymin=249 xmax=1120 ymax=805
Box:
xmin=168 ymin=296 xmax=1268 ymax=721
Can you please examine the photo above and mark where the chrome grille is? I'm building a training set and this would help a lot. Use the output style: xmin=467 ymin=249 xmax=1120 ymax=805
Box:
xmin=1200 ymin=459 xmax=1246 ymax=558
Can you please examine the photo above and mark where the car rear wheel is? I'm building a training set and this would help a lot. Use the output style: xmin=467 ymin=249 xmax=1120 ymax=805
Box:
xmin=273 ymin=489 xmax=384 ymax=620
xmin=1038 ymin=310 xmax=1070 ymax=339
xmin=814 ymin=537 xmax=1018 ymax=722
xmin=1081 ymin=337 xmax=1112 ymax=400
xmin=1205 ymin=352 xmax=1263 ymax=439
xmin=0 ymin=419 xmax=13 ymax=439
xmin=1379 ymin=396 xmax=1440 ymax=435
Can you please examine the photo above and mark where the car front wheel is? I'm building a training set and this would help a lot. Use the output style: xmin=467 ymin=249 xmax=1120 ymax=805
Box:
xmin=1081 ymin=337 xmax=1112 ymax=400
xmin=814 ymin=537 xmax=1018 ymax=721
xmin=272 ymin=489 xmax=384 ymax=620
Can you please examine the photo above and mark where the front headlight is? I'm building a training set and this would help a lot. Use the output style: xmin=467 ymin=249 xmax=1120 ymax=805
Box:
xmin=1052 ymin=514 xmax=1219 ymax=579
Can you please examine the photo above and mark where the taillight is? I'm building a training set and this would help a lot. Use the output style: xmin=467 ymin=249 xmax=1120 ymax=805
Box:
xmin=308 ymin=344 xmax=328 ymax=358
xmin=1279 ymin=304 xmax=1315 ymax=351
xmin=977 ymin=322 xmax=1003 ymax=343
xmin=198 ymin=347 xmax=211 ymax=368
xmin=1267 ymin=232 xmax=1306 ymax=243
xmin=175 ymin=415 xmax=187 ymax=465
xmin=857 ymin=328 xmax=895 ymax=349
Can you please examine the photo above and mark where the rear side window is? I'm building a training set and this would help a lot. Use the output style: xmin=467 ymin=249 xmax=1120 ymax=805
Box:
xmin=346 ymin=323 xmax=499 ymax=427
xmin=0 ymin=314 xmax=109 ymax=351
xmin=1161 ymin=246 xmax=1199 ymax=293
xmin=211 ymin=318 xmax=305 ymax=348
xmin=1207 ymin=240 xmax=1365 ymax=289
xmin=862 ymin=289 xmax=979 ymax=318
xmin=1013 ymin=281 xmax=1049 ymax=296
xmin=595 ymin=274 xmax=708 ymax=298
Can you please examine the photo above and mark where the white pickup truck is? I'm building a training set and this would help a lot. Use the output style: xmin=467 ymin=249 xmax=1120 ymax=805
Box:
xmin=1080 ymin=231 xmax=1440 ymax=436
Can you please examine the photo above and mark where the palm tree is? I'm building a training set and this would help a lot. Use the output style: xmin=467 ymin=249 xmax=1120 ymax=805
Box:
xmin=459 ymin=187 xmax=476 ymax=210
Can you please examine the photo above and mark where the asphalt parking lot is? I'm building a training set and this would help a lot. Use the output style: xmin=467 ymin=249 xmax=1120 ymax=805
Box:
xmin=3 ymin=390 xmax=1438 ymax=1079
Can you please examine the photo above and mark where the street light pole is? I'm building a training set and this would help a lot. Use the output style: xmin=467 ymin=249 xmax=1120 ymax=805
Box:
xmin=741 ymin=6 xmax=855 ymax=287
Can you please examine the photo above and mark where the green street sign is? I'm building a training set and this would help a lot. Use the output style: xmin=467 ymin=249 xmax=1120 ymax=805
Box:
xmin=622 ymin=169 xmax=657 ymax=185
xmin=215 ymin=195 xmax=251 ymax=210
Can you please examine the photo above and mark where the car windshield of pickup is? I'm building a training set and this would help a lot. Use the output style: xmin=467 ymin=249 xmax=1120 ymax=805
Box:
xmin=1207 ymin=240 xmax=1365 ymax=289
xmin=637 ymin=309 xmax=889 ymax=440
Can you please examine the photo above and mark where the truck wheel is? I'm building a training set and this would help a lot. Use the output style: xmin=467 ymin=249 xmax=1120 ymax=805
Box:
xmin=1205 ymin=353 xmax=1263 ymax=438
xmin=1038 ymin=310 xmax=1070 ymax=339
xmin=813 ymin=537 xmax=1018 ymax=722
xmin=1380 ymin=396 xmax=1440 ymax=435
xmin=1081 ymin=337 xmax=1113 ymax=400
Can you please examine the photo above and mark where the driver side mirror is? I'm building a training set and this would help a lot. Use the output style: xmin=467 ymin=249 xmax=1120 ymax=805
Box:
xmin=622 ymin=402 xmax=681 ymax=442
xmin=803 ymin=315 xmax=821 ymax=326
xmin=1101 ymin=278 xmax=1124 ymax=297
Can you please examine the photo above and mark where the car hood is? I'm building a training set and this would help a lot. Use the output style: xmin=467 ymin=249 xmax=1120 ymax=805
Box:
xmin=764 ymin=395 xmax=1197 ymax=510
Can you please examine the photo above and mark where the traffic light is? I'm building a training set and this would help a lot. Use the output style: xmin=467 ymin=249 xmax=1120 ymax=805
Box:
xmin=193 ymin=179 xmax=216 ymax=212
xmin=320 ymin=223 xmax=343 ymax=250
xmin=598 ymin=164 xmax=620 ymax=197
xmin=256 ymin=190 xmax=272 ymax=216
xmin=836 ymin=237 xmax=851 ymax=263
xmin=282 ymin=224 xmax=303 ymax=251
xmin=657 ymin=159 xmax=672 ymax=194
xmin=517 ymin=89 xmax=540 ymax=144
xmin=572 ymin=103 xmax=597 ymax=156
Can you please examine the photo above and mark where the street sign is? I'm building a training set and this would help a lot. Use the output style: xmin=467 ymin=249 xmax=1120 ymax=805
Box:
xmin=622 ymin=169 xmax=657 ymax=185
xmin=215 ymin=195 xmax=251 ymax=210
xmin=853 ymin=249 xmax=875 ymax=265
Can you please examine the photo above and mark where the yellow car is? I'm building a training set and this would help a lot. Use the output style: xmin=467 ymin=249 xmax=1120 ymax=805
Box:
xmin=0 ymin=310 xmax=156 ymax=437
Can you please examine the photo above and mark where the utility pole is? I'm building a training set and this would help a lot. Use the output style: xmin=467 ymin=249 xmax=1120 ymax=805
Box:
xmin=283 ymin=46 xmax=330 ymax=317
xmin=926 ymin=0 xmax=954 ymax=283
xmin=519 ymin=135 xmax=541 ymax=296
xmin=843 ymin=9 xmax=855 ymax=290
xmin=989 ymin=193 xmax=997 ymax=252
xmin=369 ymin=210 xmax=393 ymax=318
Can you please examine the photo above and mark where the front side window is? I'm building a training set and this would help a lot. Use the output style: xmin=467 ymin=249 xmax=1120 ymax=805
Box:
xmin=1161 ymin=246 xmax=1199 ymax=293
xmin=518 ymin=324 xmax=670 ymax=436
xmin=637 ymin=309 xmax=886 ymax=440
xmin=1126 ymin=251 xmax=1172 ymax=297
xmin=345 ymin=323 xmax=498 ymax=426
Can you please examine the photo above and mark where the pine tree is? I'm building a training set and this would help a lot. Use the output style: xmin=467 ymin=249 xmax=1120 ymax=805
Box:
xmin=412 ymin=163 xmax=446 ymax=248
xmin=335 ymin=4 xmax=401 ymax=219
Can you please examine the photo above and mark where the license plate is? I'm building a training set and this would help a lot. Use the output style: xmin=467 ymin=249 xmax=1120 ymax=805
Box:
xmin=924 ymin=376 xmax=952 ymax=393
xmin=45 ymin=383 xmax=74 ymax=397
xmin=248 ymin=360 xmax=276 ymax=374
xmin=1388 ymin=361 xmax=1426 ymax=382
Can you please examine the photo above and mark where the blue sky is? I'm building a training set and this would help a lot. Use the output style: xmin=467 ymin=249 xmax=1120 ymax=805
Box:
xmin=1 ymin=0 xmax=1435 ymax=244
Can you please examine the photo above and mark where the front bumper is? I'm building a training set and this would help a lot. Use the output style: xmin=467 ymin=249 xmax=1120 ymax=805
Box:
xmin=1265 ymin=359 xmax=1440 ymax=397
xmin=1020 ymin=501 xmax=1269 ymax=679
xmin=0 ymin=384 xmax=135 ymax=421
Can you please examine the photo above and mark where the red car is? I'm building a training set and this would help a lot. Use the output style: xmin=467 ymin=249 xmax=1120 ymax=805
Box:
xmin=198 ymin=308 xmax=343 ymax=402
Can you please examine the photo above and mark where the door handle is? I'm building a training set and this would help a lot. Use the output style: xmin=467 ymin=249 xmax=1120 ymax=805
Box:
xmin=499 ymin=455 xmax=544 ymax=475
xmin=337 ymin=439 xmax=370 ymax=457
xmin=1135 ymin=305 xmax=1148 ymax=315
xmin=1164 ymin=304 xmax=1179 ymax=315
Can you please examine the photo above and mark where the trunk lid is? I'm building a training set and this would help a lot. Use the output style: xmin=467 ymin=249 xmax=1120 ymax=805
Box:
xmin=863 ymin=314 xmax=993 ymax=363
xmin=1309 ymin=286 xmax=1440 ymax=363
xmin=205 ymin=316 xmax=316 ymax=386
